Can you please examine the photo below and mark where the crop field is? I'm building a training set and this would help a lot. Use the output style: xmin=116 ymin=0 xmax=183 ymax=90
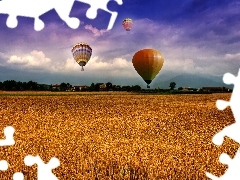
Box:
xmin=0 ymin=91 xmax=237 ymax=179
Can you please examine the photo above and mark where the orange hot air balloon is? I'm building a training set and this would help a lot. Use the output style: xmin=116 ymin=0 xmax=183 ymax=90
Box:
xmin=132 ymin=49 xmax=164 ymax=88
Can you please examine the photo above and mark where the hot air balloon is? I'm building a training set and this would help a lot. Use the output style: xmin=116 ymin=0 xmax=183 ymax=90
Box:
xmin=132 ymin=49 xmax=164 ymax=88
xmin=122 ymin=18 xmax=133 ymax=32
xmin=71 ymin=42 xmax=92 ymax=71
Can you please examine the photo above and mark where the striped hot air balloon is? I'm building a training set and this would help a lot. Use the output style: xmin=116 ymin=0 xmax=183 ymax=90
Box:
xmin=71 ymin=42 xmax=92 ymax=71
xmin=122 ymin=18 xmax=133 ymax=32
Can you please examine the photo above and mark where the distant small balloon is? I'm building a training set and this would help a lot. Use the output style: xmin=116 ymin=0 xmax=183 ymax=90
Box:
xmin=122 ymin=18 xmax=133 ymax=31
xmin=71 ymin=42 xmax=92 ymax=71
xmin=132 ymin=49 xmax=164 ymax=87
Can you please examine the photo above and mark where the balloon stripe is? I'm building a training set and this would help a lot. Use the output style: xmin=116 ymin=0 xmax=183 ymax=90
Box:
xmin=71 ymin=42 xmax=92 ymax=70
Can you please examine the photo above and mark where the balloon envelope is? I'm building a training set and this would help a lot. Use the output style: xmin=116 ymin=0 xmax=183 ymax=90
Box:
xmin=122 ymin=18 xmax=133 ymax=31
xmin=132 ymin=49 xmax=164 ymax=85
xmin=71 ymin=42 xmax=92 ymax=71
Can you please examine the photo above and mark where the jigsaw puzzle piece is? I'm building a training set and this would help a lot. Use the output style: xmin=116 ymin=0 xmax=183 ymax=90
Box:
xmin=222 ymin=72 xmax=236 ymax=85
xmin=0 ymin=160 xmax=8 ymax=171
xmin=6 ymin=16 xmax=18 ymax=29
xmin=216 ymin=100 xmax=230 ymax=111
xmin=0 ymin=0 xmax=52 ymax=31
xmin=206 ymin=148 xmax=240 ymax=180
xmin=206 ymin=172 xmax=221 ymax=180
xmin=53 ymin=0 xmax=80 ymax=29
xmin=213 ymin=69 xmax=240 ymax=145
xmin=24 ymin=155 xmax=60 ymax=180
xmin=0 ymin=0 xmax=18 ymax=28
xmin=77 ymin=0 xmax=123 ymax=30
xmin=0 ymin=126 xmax=15 ymax=146
xmin=212 ymin=122 xmax=240 ymax=146
xmin=13 ymin=172 xmax=24 ymax=180
xmin=227 ymin=69 xmax=240 ymax=120
xmin=0 ymin=0 xmax=80 ymax=31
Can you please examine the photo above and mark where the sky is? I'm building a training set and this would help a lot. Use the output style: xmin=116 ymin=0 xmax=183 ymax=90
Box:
xmin=0 ymin=0 xmax=240 ymax=88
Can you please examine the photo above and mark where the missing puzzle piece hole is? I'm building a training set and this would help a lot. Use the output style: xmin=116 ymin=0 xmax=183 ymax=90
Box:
xmin=219 ymin=153 xmax=231 ymax=165
xmin=216 ymin=100 xmax=229 ymax=110
xmin=223 ymin=73 xmax=235 ymax=85
xmin=34 ymin=18 xmax=45 ymax=31
xmin=13 ymin=172 xmax=24 ymax=180
xmin=48 ymin=157 xmax=60 ymax=168
xmin=24 ymin=155 xmax=36 ymax=166
xmin=86 ymin=8 xmax=97 ymax=19
xmin=212 ymin=133 xmax=224 ymax=146
xmin=65 ymin=17 xmax=80 ymax=29
xmin=107 ymin=0 xmax=123 ymax=12
xmin=0 ymin=160 xmax=8 ymax=171
xmin=6 ymin=16 xmax=18 ymax=28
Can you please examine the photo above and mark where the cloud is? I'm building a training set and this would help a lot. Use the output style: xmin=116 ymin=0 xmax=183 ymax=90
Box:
xmin=88 ymin=57 xmax=130 ymax=69
xmin=225 ymin=53 xmax=240 ymax=61
xmin=0 ymin=0 xmax=239 ymax=85
xmin=8 ymin=55 xmax=29 ymax=64
xmin=6 ymin=50 xmax=51 ymax=70
xmin=84 ymin=25 xmax=109 ymax=37
xmin=62 ymin=56 xmax=136 ymax=77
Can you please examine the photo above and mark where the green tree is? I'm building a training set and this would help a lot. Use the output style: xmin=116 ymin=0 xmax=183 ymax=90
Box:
xmin=66 ymin=83 xmax=71 ymax=91
xmin=178 ymin=87 xmax=183 ymax=91
xmin=106 ymin=82 xmax=112 ymax=90
xmin=27 ymin=81 xmax=38 ymax=90
xmin=16 ymin=81 xmax=23 ymax=90
xmin=60 ymin=82 xmax=67 ymax=91
xmin=113 ymin=85 xmax=121 ymax=91
xmin=131 ymin=85 xmax=141 ymax=92
xmin=89 ymin=83 xmax=95 ymax=91
xmin=3 ymin=80 xmax=17 ymax=90
xmin=94 ymin=83 xmax=101 ymax=91
xmin=169 ymin=82 xmax=176 ymax=90
xmin=122 ymin=86 xmax=131 ymax=91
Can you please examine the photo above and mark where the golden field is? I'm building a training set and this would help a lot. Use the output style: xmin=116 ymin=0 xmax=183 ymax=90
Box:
xmin=0 ymin=91 xmax=237 ymax=179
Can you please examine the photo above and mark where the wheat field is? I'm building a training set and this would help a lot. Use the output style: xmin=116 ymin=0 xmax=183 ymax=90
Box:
xmin=0 ymin=91 xmax=237 ymax=179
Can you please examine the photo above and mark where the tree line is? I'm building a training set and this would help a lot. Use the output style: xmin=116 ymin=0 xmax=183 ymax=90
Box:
xmin=0 ymin=80 xmax=51 ymax=91
xmin=0 ymin=80 xmax=179 ymax=92
xmin=0 ymin=80 xmax=143 ymax=92
xmin=0 ymin=80 xmax=231 ymax=93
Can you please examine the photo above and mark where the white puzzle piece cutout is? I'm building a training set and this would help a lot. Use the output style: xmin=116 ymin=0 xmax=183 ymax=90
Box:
xmin=0 ymin=126 xmax=14 ymax=173
xmin=0 ymin=160 xmax=8 ymax=171
xmin=0 ymin=126 xmax=15 ymax=146
xmin=0 ymin=0 xmax=123 ymax=31
xmin=212 ymin=70 xmax=240 ymax=146
xmin=206 ymin=149 xmax=240 ymax=180
xmin=206 ymin=68 xmax=240 ymax=179
xmin=24 ymin=155 xmax=60 ymax=180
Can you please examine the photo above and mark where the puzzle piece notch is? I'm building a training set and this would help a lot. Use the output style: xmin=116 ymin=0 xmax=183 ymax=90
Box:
xmin=0 ymin=126 xmax=15 ymax=146
xmin=212 ymin=121 xmax=240 ymax=146
xmin=212 ymin=69 xmax=240 ymax=146
xmin=78 ymin=0 xmax=123 ymax=30
xmin=216 ymin=69 xmax=240 ymax=116
xmin=206 ymin=69 xmax=240 ymax=179
xmin=206 ymin=148 xmax=240 ymax=179
xmin=0 ymin=0 xmax=123 ymax=31
xmin=12 ymin=172 xmax=24 ymax=180
xmin=216 ymin=100 xmax=230 ymax=111
xmin=0 ymin=0 xmax=80 ymax=31
xmin=0 ymin=160 xmax=8 ymax=171
xmin=24 ymin=155 xmax=60 ymax=180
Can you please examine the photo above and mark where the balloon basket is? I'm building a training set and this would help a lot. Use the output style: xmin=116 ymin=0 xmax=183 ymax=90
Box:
xmin=81 ymin=67 xmax=84 ymax=71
